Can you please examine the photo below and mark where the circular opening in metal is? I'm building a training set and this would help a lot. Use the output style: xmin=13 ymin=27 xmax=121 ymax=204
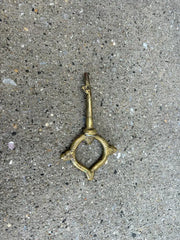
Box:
xmin=75 ymin=138 xmax=103 ymax=169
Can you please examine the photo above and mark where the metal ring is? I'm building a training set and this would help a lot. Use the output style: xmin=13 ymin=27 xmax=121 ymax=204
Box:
xmin=62 ymin=133 xmax=116 ymax=180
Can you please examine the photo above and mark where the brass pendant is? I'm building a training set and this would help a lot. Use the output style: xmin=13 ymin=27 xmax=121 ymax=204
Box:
xmin=61 ymin=73 xmax=117 ymax=180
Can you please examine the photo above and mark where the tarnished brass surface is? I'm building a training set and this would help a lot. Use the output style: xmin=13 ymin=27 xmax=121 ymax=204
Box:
xmin=61 ymin=73 xmax=117 ymax=180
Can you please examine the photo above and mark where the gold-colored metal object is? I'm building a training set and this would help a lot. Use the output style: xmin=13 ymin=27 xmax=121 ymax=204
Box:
xmin=61 ymin=73 xmax=117 ymax=180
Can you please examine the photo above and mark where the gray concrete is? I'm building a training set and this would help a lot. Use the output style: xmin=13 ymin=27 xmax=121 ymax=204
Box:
xmin=0 ymin=1 xmax=179 ymax=239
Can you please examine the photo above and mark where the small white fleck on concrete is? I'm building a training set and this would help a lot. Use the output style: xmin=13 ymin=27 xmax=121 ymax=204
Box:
xmin=130 ymin=121 xmax=134 ymax=126
xmin=7 ymin=223 xmax=12 ymax=228
xmin=8 ymin=141 xmax=15 ymax=150
xmin=143 ymin=42 xmax=148 ymax=49
xmin=114 ymin=151 xmax=121 ymax=159
xmin=2 ymin=78 xmax=17 ymax=86
xmin=130 ymin=108 xmax=135 ymax=115
xmin=117 ymin=152 xmax=121 ymax=159
xmin=111 ymin=39 xmax=116 ymax=46
xmin=9 ymin=160 xmax=13 ymax=165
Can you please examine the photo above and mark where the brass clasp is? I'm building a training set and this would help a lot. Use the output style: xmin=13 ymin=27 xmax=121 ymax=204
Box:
xmin=61 ymin=73 xmax=117 ymax=180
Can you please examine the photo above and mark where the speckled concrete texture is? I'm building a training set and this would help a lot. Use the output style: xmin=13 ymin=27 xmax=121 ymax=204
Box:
xmin=0 ymin=1 xmax=180 ymax=239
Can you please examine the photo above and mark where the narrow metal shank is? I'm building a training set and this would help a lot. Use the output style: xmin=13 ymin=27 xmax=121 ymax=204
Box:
xmin=84 ymin=72 xmax=93 ymax=130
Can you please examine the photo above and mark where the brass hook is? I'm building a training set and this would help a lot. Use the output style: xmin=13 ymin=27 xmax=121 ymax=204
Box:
xmin=61 ymin=73 xmax=117 ymax=180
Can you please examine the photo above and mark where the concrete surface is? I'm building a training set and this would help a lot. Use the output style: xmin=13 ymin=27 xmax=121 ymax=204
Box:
xmin=0 ymin=0 xmax=179 ymax=239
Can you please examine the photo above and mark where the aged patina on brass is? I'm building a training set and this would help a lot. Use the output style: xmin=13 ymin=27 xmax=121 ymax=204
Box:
xmin=61 ymin=73 xmax=117 ymax=180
